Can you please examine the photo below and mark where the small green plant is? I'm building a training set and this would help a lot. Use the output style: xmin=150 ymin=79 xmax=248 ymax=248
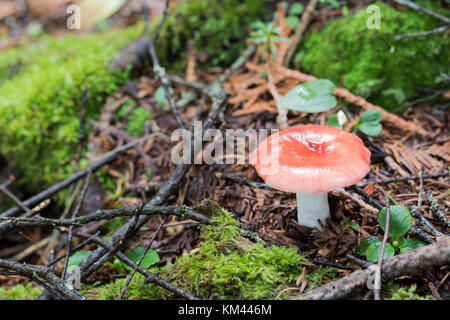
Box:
xmin=327 ymin=109 xmax=383 ymax=136
xmin=352 ymin=110 xmax=383 ymax=136
xmin=343 ymin=217 xmax=359 ymax=231
xmin=285 ymin=3 xmax=304 ymax=28
xmin=248 ymin=21 xmax=291 ymax=60
xmin=67 ymin=250 xmax=93 ymax=273
xmin=357 ymin=205 xmax=426 ymax=262
xmin=123 ymin=247 xmax=160 ymax=271
xmin=384 ymin=283 xmax=434 ymax=300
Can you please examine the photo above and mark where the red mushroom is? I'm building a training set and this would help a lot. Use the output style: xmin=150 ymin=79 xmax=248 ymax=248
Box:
xmin=251 ymin=125 xmax=371 ymax=230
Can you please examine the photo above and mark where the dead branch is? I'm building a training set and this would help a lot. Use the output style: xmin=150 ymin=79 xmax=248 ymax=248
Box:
xmin=290 ymin=236 xmax=450 ymax=300
xmin=0 ymin=136 xmax=151 ymax=220
xmin=0 ymin=258 xmax=86 ymax=300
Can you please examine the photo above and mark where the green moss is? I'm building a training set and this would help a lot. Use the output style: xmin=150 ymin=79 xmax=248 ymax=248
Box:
xmin=156 ymin=0 xmax=272 ymax=70
xmin=0 ymin=283 xmax=43 ymax=300
xmin=96 ymin=208 xmax=310 ymax=300
xmin=384 ymin=283 xmax=434 ymax=300
xmin=306 ymin=266 xmax=339 ymax=290
xmin=0 ymin=25 xmax=142 ymax=190
xmin=297 ymin=1 xmax=449 ymax=110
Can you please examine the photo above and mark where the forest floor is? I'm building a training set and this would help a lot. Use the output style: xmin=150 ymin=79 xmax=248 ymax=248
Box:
xmin=0 ymin=0 xmax=448 ymax=300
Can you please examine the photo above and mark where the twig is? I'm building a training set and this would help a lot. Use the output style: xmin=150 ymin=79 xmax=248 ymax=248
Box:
xmin=0 ymin=136 xmax=151 ymax=219
xmin=394 ymin=0 xmax=450 ymax=24
xmin=69 ymin=230 xmax=197 ymax=300
xmin=395 ymin=25 xmax=449 ymax=41
xmin=215 ymin=172 xmax=278 ymax=192
xmin=118 ymin=215 xmax=169 ymax=299
xmin=358 ymin=171 xmax=449 ymax=187
xmin=283 ymin=0 xmax=317 ymax=66
xmin=62 ymin=170 xmax=92 ymax=279
xmin=411 ymin=170 xmax=443 ymax=238
xmin=0 ymin=205 xmax=212 ymax=229
xmin=290 ymin=236 xmax=450 ymax=300
xmin=426 ymin=188 xmax=450 ymax=228
xmin=154 ymin=0 xmax=170 ymax=43
xmin=374 ymin=191 xmax=390 ymax=300
xmin=0 ymin=183 xmax=30 ymax=213
xmin=0 ymin=259 xmax=85 ymax=300
xmin=143 ymin=0 xmax=186 ymax=129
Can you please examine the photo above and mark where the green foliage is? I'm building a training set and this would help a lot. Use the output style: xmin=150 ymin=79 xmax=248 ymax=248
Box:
xmin=248 ymin=21 xmax=291 ymax=60
xmin=0 ymin=283 xmax=43 ymax=300
xmin=384 ymin=283 xmax=434 ymax=300
xmin=353 ymin=110 xmax=383 ymax=136
xmin=297 ymin=1 xmax=450 ymax=110
xmin=96 ymin=273 xmax=163 ymax=300
xmin=306 ymin=266 xmax=339 ymax=290
xmin=118 ymin=104 xmax=152 ymax=137
xmin=327 ymin=113 xmax=342 ymax=129
xmin=0 ymin=25 xmax=143 ymax=190
xmin=156 ymin=0 xmax=272 ymax=69
xmin=278 ymin=79 xmax=337 ymax=112
xmin=357 ymin=205 xmax=426 ymax=262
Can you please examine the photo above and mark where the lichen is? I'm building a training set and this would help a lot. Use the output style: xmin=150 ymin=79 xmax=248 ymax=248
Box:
xmin=0 ymin=283 xmax=43 ymax=300
xmin=297 ymin=1 xmax=449 ymax=110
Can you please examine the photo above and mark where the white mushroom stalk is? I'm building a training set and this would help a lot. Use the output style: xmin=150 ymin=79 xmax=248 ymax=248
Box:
xmin=296 ymin=192 xmax=330 ymax=230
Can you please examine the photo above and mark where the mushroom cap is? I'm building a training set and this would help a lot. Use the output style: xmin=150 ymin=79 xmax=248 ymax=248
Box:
xmin=251 ymin=125 xmax=371 ymax=193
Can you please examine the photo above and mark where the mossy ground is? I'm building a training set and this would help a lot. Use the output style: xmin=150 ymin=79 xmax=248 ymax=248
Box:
xmin=95 ymin=208 xmax=311 ymax=300
xmin=0 ymin=25 xmax=143 ymax=191
xmin=0 ymin=283 xmax=43 ymax=300
xmin=0 ymin=0 xmax=271 ymax=195
xmin=297 ymin=1 xmax=449 ymax=110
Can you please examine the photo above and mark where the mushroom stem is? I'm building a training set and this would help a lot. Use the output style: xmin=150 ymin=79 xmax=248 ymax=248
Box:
xmin=296 ymin=192 xmax=330 ymax=230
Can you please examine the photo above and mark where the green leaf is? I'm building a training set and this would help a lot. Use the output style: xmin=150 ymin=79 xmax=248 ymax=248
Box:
xmin=290 ymin=3 xmax=304 ymax=15
xmin=360 ymin=109 xmax=382 ymax=123
xmin=378 ymin=205 xmax=412 ymax=239
xmin=124 ymin=247 xmax=160 ymax=271
xmin=286 ymin=16 xmax=300 ymax=28
xmin=278 ymin=79 xmax=337 ymax=113
xmin=350 ymin=223 xmax=360 ymax=230
xmin=359 ymin=122 xmax=382 ymax=136
xmin=327 ymin=114 xmax=343 ymax=129
xmin=400 ymin=238 xmax=427 ymax=253
xmin=155 ymin=86 xmax=167 ymax=108
xmin=357 ymin=237 xmax=381 ymax=256
xmin=67 ymin=250 xmax=92 ymax=272
xmin=396 ymin=238 xmax=408 ymax=248
xmin=357 ymin=110 xmax=383 ymax=136
xmin=366 ymin=242 xmax=395 ymax=263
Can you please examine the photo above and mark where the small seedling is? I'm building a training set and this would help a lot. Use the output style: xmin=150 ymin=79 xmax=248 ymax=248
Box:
xmin=352 ymin=109 xmax=383 ymax=136
xmin=248 ymin=21 xmax=291 ymax=60
xmin=285 ymin=3 xmax=304 ymax=28
xmin=343 ymin=217 xmax=359 ymax=231
xmin=357 ymin=205 xmax=426 ymax=262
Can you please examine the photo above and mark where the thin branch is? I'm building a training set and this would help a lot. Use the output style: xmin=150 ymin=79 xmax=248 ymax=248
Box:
xmin=142 ymin=0 xmax=186 ymax=129
xmin=374 ymin=191 xmax=390 ymax=300
xmin=290 ymin=236 xmax=450 ymax=300
xmin=394 ymin=0 xmax=450 ymax=24
xmin=0 ymin=136 xmax=152 ymax=219
xmin=0 ymin=259 xmax=85 ymax=300
xmin=395 ymin=25 xmax=449 ymax=41
xmin=358 ymin=171 xmax=449 ymax=187
xmin=154 ymin=0 xmax=170 ymax=43
xmin=118 ymin=215 xmax=169 ymax=299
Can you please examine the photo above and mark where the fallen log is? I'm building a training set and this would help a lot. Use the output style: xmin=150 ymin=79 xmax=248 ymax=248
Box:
xmin=290 ymin=236 xmax=450 ymax=300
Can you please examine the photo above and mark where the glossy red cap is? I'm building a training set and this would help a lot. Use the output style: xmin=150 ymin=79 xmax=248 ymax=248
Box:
xmin=251 ymin=125 xmax=371 ymax=193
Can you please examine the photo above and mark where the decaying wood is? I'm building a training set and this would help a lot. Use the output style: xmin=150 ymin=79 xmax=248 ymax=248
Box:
xmin=290 ymin=236 xmax=450 ymax=300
